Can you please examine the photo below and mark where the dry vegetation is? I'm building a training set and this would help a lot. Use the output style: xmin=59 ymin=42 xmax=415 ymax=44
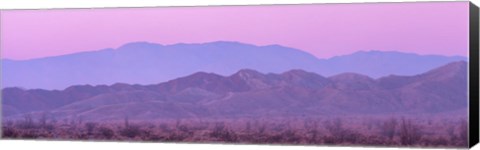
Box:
xmin=1 ymin=115 xmax=468 ymax=148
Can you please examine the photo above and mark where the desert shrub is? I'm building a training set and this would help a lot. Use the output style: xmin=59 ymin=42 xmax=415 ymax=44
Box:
xmin=420 ymin=136 xmax=449 ymax=147
xmin=263 ymin=129 xmax=300 ymax=144
xmin=272 ymin=123 xmax=289 ymax=132
xmin=399 ymin=118 xmax=422 ymax=146
xmin=85 ymin=122 xmax=98 ymax=135
xmin=244 ymin=121 xmax=252 ymax=133
xmin=2 ymin=127 xmax=19 ymax=138
xmin=120 ymin=125 xmax=142 ymax=138
xmin=324 ymin=119 xmax=343 ymax=135
xmin=165 ymin=132 xmax=188 ymax=141
xmin=172 ymin=122 xmax=195 ymax=141
xmin=3 ymin=117 xmax=464 ymax=147
xmin=145 ymin=134 xmax=166 ymax=141
xmin=209 ymin=122 xmax=238 ymax=142
xmin=342 ymin=130 xmax=363 ymax=144
xmin=380 ymin=117 xmax=398 ymax=140
xmin=98 ymin=126 xmax=114 ymax=139
xmin=264 ymin=134 xmax=282 ymax=143
xmin=324 ymin=119 xmax=353 ymax=143
xmin=306 ymin=128 xmax=320 ymax=144
xmin=257 ymin=123 xmax=267 ymax=135
xmin=39 ymin=112 xmax=49 ymax=128
xmin=446 ymin=125 xmax=458 ymax=142
xmin=247 ymin=135 xmax=266 ymax=143
xmin=17 ymin=114 xmax=35 ymax=129
xmin=278 ymin=129 xmax=301 ymax=144
xmin=43 ymin=124 xmax=56 ymax=132
xmin=457 ymin=119 xmax=468 ymax=147
xmin=158 ymin=123 xmax=170 ymax=132
xmin=323 ymin=135 xmax=337 ymax=144
xmin=358 ymin=135 xmax=390 ymax=146
xmin=176 ymin=124 xmax=190 ymax=133
xmin=20 ymin=130 xmax=39 ymax=139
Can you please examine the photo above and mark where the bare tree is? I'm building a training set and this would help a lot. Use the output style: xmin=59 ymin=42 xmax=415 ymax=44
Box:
xmin=380 ymin=117 xmax=398 ymax=140
xmin=324 ymin=118 xmax=346 ymax=142
xmin=19 ymin=114 xmax=34 ymax=129
xmin=399 ymin=118 xmax=422 ymax=146
xmin=210 ymin=122 xmax=237 ymax=142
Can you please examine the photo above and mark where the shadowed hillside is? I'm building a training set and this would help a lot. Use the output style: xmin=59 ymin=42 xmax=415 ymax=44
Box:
xmin=2 ymin=61 xmax=467 ymax=121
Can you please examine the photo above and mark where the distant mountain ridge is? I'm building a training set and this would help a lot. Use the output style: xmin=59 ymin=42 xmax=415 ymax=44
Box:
xmin=2 ymin=61 xmax=467 ymax=120
xmin=1 ymin=41 xmax=467 ymax=90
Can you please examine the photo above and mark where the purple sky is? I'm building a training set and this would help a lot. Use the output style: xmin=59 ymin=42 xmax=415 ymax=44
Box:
xmin=0 ymin=2 xmax=469 ymax=60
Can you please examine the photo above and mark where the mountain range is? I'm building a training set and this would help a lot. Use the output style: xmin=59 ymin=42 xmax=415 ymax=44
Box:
xmin=1 ymin=41 xmax=467 ymax=90
xmin=2 ymin=61 xmax=467 ymax=121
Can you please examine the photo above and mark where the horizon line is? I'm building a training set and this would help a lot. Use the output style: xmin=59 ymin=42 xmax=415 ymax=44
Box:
xmin=0 ymin=40 xmax=469 ymax=61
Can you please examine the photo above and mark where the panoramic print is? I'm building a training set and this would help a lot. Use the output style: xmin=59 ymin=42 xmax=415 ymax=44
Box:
xmin=0 ymin=2 xmax=471 ymax=148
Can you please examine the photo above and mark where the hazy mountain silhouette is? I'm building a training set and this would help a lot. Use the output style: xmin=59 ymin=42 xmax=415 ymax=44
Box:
xmin=2 ymin=61 xmax=467 ymax=120
xmin=1 ymin=41 xmax=466 ymax=90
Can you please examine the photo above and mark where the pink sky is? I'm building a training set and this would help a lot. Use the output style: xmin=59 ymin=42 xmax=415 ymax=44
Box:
xmin=0 ymin=2 xmax=469 ymax=60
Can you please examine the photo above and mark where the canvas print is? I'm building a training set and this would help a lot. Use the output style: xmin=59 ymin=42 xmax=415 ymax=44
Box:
xmin=0 ymin=2 xmax=474 ymax=148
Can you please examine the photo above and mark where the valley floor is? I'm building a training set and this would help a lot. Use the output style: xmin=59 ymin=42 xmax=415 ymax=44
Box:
xmin=1 ymin=116 xmax=468 ymax=148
